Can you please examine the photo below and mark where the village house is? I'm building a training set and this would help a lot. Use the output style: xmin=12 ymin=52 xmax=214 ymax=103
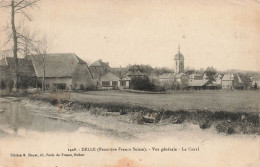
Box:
xmin=222 ymin=74 xmax=239 ymax=89
xmin=250 ymin=76 xmax=260 ymax=89
xmin=175 ymin=73 xmax=189 ymax=89
xmin=110 ymin=66 xmax=129 ymax=78
xmin=158 ymin=73 xmax=189 ymax=89
xmin=119 ymin=77 xmax=131 ymax=89
xmin=187 ymin=72 xmax=221 ymax=90
xmin=0 ymin=57 xmax=37 ymax=89
xmin=89 ymin=59 xmax=110 ymax=79
xmin=158 ymin=73 xmax=175 ymax=89
xmin=158 ymin=73 xmax=175 ymax=83
xmin=188 ymin=79 xmax=212 ymax=90
xmin=238 ymin=73 xmax=252 ymax=89
xmin=188 ymin=72 xmax=203 ymax=82
xmin=221 ymin=73 xmax=252 ymax=90
xmin=26 ymin=53 xmax=94 ymax=90
xmin=113 ymin=65 xmax=145 ymax=88
xmin=99 ymin=71 xmax=120 ymax=89
xmin=98 ymin=71 xmax=130 ymax=89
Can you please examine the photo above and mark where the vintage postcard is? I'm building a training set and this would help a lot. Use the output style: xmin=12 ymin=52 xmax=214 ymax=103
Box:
xmin=0 ymin=0 xmax=259 ymax=166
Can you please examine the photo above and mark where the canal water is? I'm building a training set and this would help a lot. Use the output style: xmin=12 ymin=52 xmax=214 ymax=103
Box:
xmin=0 ymin=97 xmax=79 ymax=136
xmin=0 ymin=97 xmax=259 ymax=167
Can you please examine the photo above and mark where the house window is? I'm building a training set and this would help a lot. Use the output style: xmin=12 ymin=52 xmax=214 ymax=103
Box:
xmin=102 ymin=81 xmax=110 ymax=87
xmin=112 ymin=81 xmax=118 ymax=86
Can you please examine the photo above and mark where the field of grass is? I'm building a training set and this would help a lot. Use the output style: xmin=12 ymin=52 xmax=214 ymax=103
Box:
xmin=27 ymin=90 xmax=260 ymax=135
xmin=42 ymin=90 xmax=260 ymax=113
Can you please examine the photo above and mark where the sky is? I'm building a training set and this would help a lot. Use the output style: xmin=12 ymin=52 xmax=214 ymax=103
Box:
xmin=0 ymin=0 xmax=260 ymax=71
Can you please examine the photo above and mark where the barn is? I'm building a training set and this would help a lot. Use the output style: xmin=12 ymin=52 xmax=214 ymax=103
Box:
xmin=26 ymin=53 xmax=94 ymax=90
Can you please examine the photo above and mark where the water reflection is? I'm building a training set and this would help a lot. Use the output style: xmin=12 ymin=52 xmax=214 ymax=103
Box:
xmin=0 ymin=99 xmax=79 ymax=136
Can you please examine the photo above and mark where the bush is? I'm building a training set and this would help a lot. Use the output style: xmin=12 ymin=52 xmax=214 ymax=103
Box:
xmin=130 ymin=76 xmax=156 ymax=91
xmin=18 ymin=76 xmax=38 ymax=89
xmin=215 ymin=121 xmax=235 ymax=134
xmin=85 ymin=85 xmax=96 ymax=91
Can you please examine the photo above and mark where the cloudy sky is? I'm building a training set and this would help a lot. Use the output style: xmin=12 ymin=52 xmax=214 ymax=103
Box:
xmin=1 ymin=0 xmax=260 ymax=71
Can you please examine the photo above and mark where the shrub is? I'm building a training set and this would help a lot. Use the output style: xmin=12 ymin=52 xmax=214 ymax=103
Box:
xmin=130 ymin=76 xmax=156 ymax=91
xmin=215 ymin=121 xmax=235 ymax=134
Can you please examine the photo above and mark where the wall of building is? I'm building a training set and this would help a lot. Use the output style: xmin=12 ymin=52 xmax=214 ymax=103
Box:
xmin=44 ymin=77 xmax=72 ymax=90
xmin=72 ymin=64 xmax=94 ymax=90
xmin=174 ymin=59 xmax=184 ymax=74
xmin=179 ymin=76 xmax=189 ymax=88
xmin=222 ymin=80 xmax=233 ymax=89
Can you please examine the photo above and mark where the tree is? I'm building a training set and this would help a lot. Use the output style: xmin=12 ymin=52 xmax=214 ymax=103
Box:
xmin=130 ymin=76 xmax=156 ymax=91
xmin=153 ymin=67 xmax=174 ymax=76
xmin=205 ymin=66 xmax=217 ymax=82
xmin=27 ymin=35 xmax=53 ymax=91
xmin=1 ymin=0 xmax=40 ymax=91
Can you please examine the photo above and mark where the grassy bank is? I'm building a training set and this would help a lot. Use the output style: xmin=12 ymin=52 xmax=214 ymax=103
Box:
xmin=28 ymin=91 xmax=260 ymax=135
xmin=0 ymin=89 xmax=32 ymax=97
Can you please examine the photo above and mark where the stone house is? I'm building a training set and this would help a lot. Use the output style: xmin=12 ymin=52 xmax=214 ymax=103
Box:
xmin=26 ymin=53 xmax=94 ymax=90
xmin=158 ymin=72 xmax=188 ymax=89
xmin=221 ymin=74 xmax=237 ymax=89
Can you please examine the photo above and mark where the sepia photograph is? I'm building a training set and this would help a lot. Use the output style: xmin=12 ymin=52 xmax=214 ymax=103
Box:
xmin=0 ymin=0 xmax=259 ymax=166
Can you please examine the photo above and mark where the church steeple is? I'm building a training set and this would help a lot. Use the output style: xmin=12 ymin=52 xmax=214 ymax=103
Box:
xmin=174 ymin=44 xmax=184 ymax=74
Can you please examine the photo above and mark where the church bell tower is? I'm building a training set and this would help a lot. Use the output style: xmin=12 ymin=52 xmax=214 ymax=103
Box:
xmin=174 ymin=45 xmax=184 ymax=74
